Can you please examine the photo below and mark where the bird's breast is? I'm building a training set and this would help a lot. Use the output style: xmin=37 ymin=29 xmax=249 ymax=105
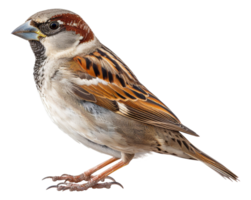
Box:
xmin=36 ymin=60 xmax=157 ymax=155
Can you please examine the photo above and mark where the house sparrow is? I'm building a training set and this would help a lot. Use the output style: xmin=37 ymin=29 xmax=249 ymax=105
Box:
xmin=12 ymin=9 xmax=238 ymax=191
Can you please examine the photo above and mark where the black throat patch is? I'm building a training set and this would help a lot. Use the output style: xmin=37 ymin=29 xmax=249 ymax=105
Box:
xmin=29 ymin=40 xmax=46 ymax=91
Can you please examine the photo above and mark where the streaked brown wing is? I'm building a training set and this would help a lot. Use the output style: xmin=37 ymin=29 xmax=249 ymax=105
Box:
xmin=69 ymin=45 xmax=198 ymax=136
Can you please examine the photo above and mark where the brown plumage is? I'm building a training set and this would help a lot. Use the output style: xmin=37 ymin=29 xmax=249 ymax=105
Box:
xmin=71 ymin=45 xmax=198 ymax=136
xmin=12 ymin=8 xmax=238 ymax=192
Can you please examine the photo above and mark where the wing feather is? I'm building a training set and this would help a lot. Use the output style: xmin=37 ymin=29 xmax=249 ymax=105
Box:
xmin=69 ymin=45 xmax=198 ymax=136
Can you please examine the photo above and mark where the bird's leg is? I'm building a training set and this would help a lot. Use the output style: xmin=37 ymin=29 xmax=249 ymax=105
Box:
xmin=41 ymin=158 xmax=119 ymax=183
xmin=80 ymin=157 xmax=119 ymax=181
xmin=42 ymin=158 xmax=130 ymax=192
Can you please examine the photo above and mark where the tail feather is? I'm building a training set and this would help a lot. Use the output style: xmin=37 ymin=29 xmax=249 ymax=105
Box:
xmin=187 ymin=146 xmax=238 ymax=181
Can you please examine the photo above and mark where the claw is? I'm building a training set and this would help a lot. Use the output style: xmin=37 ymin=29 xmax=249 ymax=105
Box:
xmin=44 ymin=170 xmax=121 ymax=191
xmin=45 ymin=183 xmax=58 ymax=192
xmin=101 ymin=175 xmax=125 ymax=191
xmin=41 ymin=174 xmax=53 ymax=182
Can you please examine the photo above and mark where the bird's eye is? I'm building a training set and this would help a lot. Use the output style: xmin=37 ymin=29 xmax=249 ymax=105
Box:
xmin=49 ymin=22 xmax=59 ymax=30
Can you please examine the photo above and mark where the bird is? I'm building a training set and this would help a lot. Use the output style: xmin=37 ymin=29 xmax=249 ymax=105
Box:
xmin=12 ymin=9 xmax=238 ymax=191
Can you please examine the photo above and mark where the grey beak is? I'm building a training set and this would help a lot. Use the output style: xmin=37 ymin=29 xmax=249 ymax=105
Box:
xmin=10 ymin=20 xmax=46 ymax=41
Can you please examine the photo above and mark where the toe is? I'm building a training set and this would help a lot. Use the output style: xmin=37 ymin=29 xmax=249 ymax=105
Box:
xmin=42 ymin=174 xmax=84 ymax=183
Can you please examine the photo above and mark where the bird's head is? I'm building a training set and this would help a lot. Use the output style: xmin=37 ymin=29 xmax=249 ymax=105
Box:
xmin=10 ymin=7 xmax=96 ymax=58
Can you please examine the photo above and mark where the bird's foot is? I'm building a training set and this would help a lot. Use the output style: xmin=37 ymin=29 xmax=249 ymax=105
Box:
xmin=41 ymin=172 xmax=125 ymax=193
xmin=43 ymin=172 xmax=91 ymax=183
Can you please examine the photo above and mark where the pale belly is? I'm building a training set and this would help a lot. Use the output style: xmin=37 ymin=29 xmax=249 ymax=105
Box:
xmin=39 ymin=86 xmax=154 ymax=157
xmin=41 ymin=92 xmax=122 ymax=157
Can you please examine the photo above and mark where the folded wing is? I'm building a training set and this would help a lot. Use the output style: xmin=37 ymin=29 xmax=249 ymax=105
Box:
xmin=68 ymin=45 xmax=198 ymax=136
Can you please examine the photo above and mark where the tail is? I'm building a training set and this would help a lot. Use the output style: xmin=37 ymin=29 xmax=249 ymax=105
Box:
xmin=187 ymin=145 xmax=238 ymax=181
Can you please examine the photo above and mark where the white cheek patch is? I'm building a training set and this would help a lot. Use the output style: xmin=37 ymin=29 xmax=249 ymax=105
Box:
xmin=41 ymin=32 xmax=83 ymax=58
xmin=41 ymin=36 xmax=57 ymax=55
